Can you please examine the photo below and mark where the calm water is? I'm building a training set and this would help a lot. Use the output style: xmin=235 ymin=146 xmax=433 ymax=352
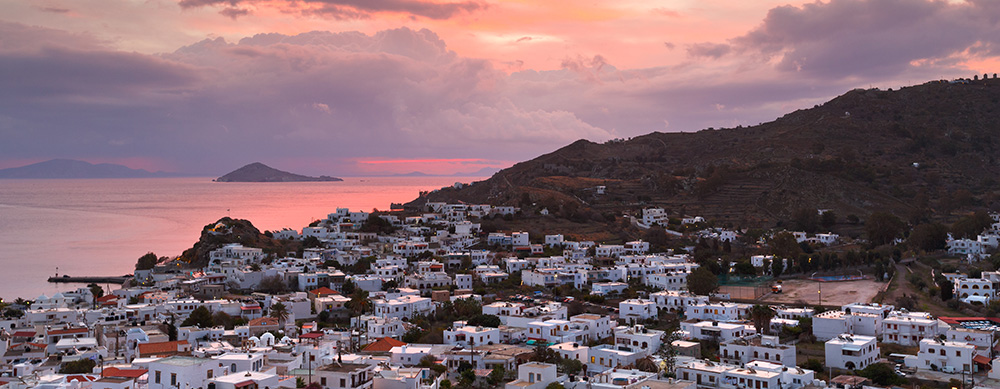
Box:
xmin=0 ymin=176 xmax=481 ymax=301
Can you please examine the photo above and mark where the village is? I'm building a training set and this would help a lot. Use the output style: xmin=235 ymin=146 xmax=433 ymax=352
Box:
xmin=1 ymin=201 xmax=1000 ymax=389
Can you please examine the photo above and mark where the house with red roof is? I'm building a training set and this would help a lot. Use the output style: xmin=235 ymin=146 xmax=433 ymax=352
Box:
xmin=136 ymin=340 xmax=191 ymax=359
xmin=361 ymin=337 xmax=406 ymax=353
xmin=308 ymin=287 xmax=340 ymax=301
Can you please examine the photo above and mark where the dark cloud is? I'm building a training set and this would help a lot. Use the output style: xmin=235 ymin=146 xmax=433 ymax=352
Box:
xmin=0 ymin=24 xmax=610 ymax=175
xmin=178 ymin=0 xmax=486 ymax=20
xmin=219 ymin=7 xmax=250 ymax=20
xmin=686 ymin=42 xmax=731 ymax=58
xmin=730 ymin=0 xmax=999 ymax=79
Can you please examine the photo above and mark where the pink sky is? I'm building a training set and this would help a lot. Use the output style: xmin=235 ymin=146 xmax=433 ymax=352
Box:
xmin=1 ymin=0 xmax=996 ymax=175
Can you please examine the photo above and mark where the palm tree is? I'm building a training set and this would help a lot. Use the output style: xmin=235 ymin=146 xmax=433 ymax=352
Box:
xmin=347 ymin=290 xmax=371 ymax=316
xmin=270 ymin=302 xmax=289 ymax=328
xmin=749 ymin=304 xmax=776 ymax=335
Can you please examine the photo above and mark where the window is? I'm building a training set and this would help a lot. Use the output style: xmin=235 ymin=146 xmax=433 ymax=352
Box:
xmin=155 ymin=371 xmax=161 ymax=384
xmin=340 ymin=378 xmax=345 ymax=387
xmin=321 ymin=378 xmax=327 ymax=386
xmin=170 ymin=373 xmax=177 ymax=386
xmin=207 ymin=370 xmax=213 ymax=379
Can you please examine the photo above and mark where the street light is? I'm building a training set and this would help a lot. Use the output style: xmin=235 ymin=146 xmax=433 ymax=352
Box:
xmin=811 ymin=272 xmax=821 ymax=306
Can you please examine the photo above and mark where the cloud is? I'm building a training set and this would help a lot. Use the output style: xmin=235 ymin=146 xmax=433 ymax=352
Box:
xmin=686 ymin=42 xmax=731 ymax=59
xmin=177 ymin=0 xmax=487 ymax=20
xmin=0 ymin=23 xmax=615 ymax=175
xmin=219 ymin=7 xmax=250 ymax=20
xmin=729 ymin=0 xmax=1000 ymax=79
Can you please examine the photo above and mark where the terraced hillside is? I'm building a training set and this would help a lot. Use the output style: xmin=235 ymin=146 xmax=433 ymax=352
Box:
xmin=409 ymin=78 xmax=1000 ymax=227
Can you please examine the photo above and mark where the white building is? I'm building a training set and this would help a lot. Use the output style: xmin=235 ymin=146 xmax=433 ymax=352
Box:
xmin=917 ymin=338 xmax=975 ymax=373
xmin=454 ymin=274 xmax=473 ymax=290
xmin=614 ymin=325 xmax=663 ymax=356
xmin=882 ymin=311 xmax=941 ymax=346
xmin=720 ymin=335 xmax=796 ymax=367
xmin=641 ymin=208 xmax=669 ymax=227
xmin=147 ymin=356 xmax=228 ymax=389
xmin=824 ymin=334 xmax=879 ymax=370
xmin=504 ymin=362 xmax=562 ymax=389
xmin=955 ymin=277 xmax=998 ymax=303
xmin=443 ymin=324 xmax=500 ymax=347
xmin=592 ymin=282 xmax=629 ymax=296
xmin=373 ymin=295 xmax=434 ymax=319
xmin=650 ymin=290 xmax=709 ymax=314
xmin=314 ymin=362 xmax=375 ymax=389
xmin=680 ymin=320 xmax=750 ymax=343
xmin=587 ymin=344 xmax=643 ymax=373
xmin=684 ymin=302 xmax=747 ymax=322
xmin=813 ymin=310 xmax=882 ymax=341
xmin=619 ymin=299 xmax=657 ymax=323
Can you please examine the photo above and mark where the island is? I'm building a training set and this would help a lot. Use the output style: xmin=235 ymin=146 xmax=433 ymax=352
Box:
xmin=214 ymin=162 xmax=343 ymax=182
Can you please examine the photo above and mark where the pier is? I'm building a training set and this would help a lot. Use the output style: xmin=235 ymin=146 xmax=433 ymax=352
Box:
xmin=47 ymin=275 xmax=131 ymax=284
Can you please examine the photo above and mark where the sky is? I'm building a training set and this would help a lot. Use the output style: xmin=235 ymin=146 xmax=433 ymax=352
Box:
xmin=2 ymin=0 xmax=999 ymax=176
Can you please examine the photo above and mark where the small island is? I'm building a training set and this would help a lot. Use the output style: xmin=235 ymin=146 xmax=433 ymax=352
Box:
xmin=215 ymin=162 xmax=343 ymax=182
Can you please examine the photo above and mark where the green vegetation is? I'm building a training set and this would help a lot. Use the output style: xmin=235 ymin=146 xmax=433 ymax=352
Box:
xmin=687 ymin=267 xmax=719 ymax=296
xmin=59 ymin=359 xmax=96 ymax=374
xmin=135 ymin=252 xmax=159 ymax=270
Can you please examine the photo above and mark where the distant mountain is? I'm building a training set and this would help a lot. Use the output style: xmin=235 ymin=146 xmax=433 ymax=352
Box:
xmin=0 ymin=159 xmax=178 ymax=178
xmin=409 ymin=78 xmax=1000 ymax=227
xmin=215 ymin=162 xmax=342 ymax=182
xmin=387 ymin=168 xmax=499 ymax=177
xmin=454 ymin=167 xmax=501 ymax=176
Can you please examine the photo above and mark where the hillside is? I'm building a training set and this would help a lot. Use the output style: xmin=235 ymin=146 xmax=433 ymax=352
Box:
xmin=178 ymin=217 xmax=293 ymax=268
xmin=215 ymin=162 xmax=342 ymax=182
xmin=0 ymin=159 xmax=179 ymax=178
xmin=410 ymin=79 xmax=1000 ymax=228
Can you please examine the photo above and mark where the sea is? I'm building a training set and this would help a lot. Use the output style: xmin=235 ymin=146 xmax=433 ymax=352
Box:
xmin=0 ymin=176 xmax=484 ymax=301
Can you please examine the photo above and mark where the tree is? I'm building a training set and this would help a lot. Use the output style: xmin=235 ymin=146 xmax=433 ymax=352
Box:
xmin=951 ymin=211 xmax=992 ymax=239
xmin=659 ymin=330 xmax=681 ymax=375
xmin=770 ymin=258 xmax=784 ymax=278
xmin=347 ymin=290 xmax=372 ymax=316
xmin=270 ymin=302 xmax=289 ymax=327
xmin=487 ymin=365 xmax=506 ymax=386
xmin=644 ymin=226 xmax=670 ymax=253
xmin=791 ymin=208 xmax=819 ymax=233
xmin=212 ymin=311 xmax=236 ymax=329
xmin=59 ymin=359 xmax=96 ymax=374
xmin=561 ymin=358 xmax=583 ymax=375
xmin=467 ymin=314 xmax=502 ymax=328
xmin=88 ymin=283 xmax=104 ymax=301
xmin=866 ymin=212 xmax=905 ymax=246
xmin=341 ymin=279 xmax=356 ymax=295
xmin=135 ymin=252 xmax=159 ymax=270
xmin=545 ymin=383 xmax=565 ymax=389
xmin=258 ymin=275 xmax=287 ymax=294
xmin=181 ymin=306 xmax=214 ymax=328
xmin=687 ymin=267 xmax=719 ymax=296
xmin=858 ymin=363 xmax=908 ymax=386
xmin=937 ymin=278 xmax=954 ymax=301
xmin=820 ymin=211 xmax=837 ymax=229
xmin=909 ymin=223 xmax=949 ymax=252
xmin=749 ymin=304 xmax=776 ymax=335
xmin=734 ymin=261 xmax=756 ymax=276
xmin=769 ymin=232 xmax=802 ymax=260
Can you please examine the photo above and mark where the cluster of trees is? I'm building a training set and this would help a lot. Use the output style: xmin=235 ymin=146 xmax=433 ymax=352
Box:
xmin=180 ymin=306 xmax=246 ymax=329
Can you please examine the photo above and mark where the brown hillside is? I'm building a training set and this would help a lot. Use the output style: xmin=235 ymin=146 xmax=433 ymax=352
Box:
xmin=410 ymin=79 xmax=1000 ymax=227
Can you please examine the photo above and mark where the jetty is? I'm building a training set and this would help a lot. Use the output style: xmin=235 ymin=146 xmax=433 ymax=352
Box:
xmin=47 ymin=275 xmax=131 ymax=284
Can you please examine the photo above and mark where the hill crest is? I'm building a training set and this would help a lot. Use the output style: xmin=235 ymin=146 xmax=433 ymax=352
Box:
xmin=409 ymin=79 xmax=1000 ymax=228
